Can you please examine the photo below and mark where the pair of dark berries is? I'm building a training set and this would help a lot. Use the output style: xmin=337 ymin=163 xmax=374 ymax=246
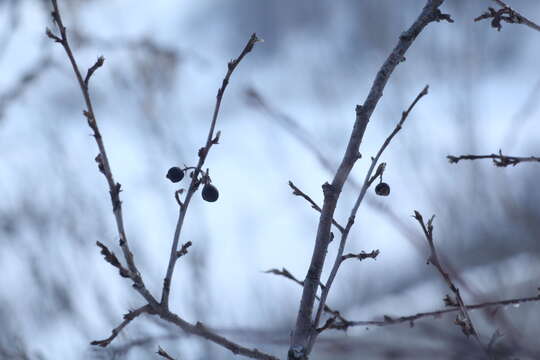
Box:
xmin=166 ymin=166 xmax=219 ymax=202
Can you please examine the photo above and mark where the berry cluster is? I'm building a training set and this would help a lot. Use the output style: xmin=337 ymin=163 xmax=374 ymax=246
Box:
xmin=166 ymin=166 xmax=219 ymax=203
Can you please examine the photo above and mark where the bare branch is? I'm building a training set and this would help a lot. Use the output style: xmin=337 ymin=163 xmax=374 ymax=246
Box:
xmin=475 ymin=0 xmax=540 ymax=32
xmin=47 ymin=0 xmax=157 ymax=306
xmin=96 ymin=241 xmax=132 ymax=279
xmin=341 ymin=249 xmax=380 ymax=263
xmin=91 ymin=306 xmax=150 ymax=347
xmin=329 ymin=293 xmax=540 ymax=330
xmin=160 ymin=33 xmax=261 ymax=308
xmin=413 ymin=211 xmax=487 ymax=355
xmin=447 ymin=150 xmax=540 ymax=167
xmin=289 ymin=1 xmax=450 ymax=354
xmin=308 ymin=85 xmax=429 ymax=353
xmin=158 ymin=311 xmax=279 ymax=360
xmin=157 ymin=346 xmax=176 ymax=360
xmin=84 ymin=55 xmax=105 ymax=86
xmin=288 ymin=181 xmax=345 ymax=233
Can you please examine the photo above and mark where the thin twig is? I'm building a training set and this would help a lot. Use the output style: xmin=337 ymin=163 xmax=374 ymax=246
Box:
xmin=413 ymin=211 xmax=487 ymax=356
xmin=341 ymin=249 xmax=380 ymax=263
xmin=289 ymin=3 xmax=451 ymax=356
xmin=289 ymin=0 xmax=451 ymax=353
xmin=447 ymin=150 xmax=540 ymax=167
xmin=159 ymin=311 xmax=279 ymax=360
xmin=475 ymin=0 xmax=540 ymax=32
xmin=288 ymin=181 xmax=345 ymax=233
xmin=91 ymin=306 xmax=150 ymax=347
xmin=307 ymin=85 xmax=429 ymax=353
xmin=47 ymin=0 xmax=157 ymax=307
xmin=328 ymin=293 xmax=540 ymax=330
xmin=160 ymin=33 xmax=261 ymax=308
xmin=157 ymin=346 xmax=176 ymax=360
xmin=264 ymin=268 xmax=349 ymax=323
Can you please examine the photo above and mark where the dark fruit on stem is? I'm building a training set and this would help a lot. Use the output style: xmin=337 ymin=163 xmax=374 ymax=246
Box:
xmin=202 ymin=184 xmax=219 ymax=202
xmin=375 ymin=182 xmax=390 ymax=196
xmin=166 ymin=167 xmax=184 ymax=183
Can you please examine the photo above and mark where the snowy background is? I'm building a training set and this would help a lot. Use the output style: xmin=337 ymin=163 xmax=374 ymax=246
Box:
xmin=1 ymin=0 xmax=540 ymax=359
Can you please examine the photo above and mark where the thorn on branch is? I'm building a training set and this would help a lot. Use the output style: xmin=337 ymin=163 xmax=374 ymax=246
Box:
xmin=96 ymin=241 xmax=131 ymax=278
xmin=212 ymin=130 xmax=221 ymax=144
xmin=176 ymin=241 xmax=192 ymax=258
xmin=434 ymin=9 xmax=454 ymax=23
xmin=84 ymin=56 xmax=105 ymax=86
xmin=157 ymin=346 xmax=176 ymax=360
xmin=45 ymin=27 xmax=62 ymax=42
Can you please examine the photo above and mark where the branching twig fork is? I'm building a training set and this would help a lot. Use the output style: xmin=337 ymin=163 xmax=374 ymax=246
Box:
xmin=307 ymin=85 xmax=429 ymax=352
xmin=329 ymin=293 xmax=540 ymax=330
xmin=413 ymin=211 xmax=488 ymax=357
xmin=160 ymin=33 xmax=261 ymax=308
xmin=289 ymin=2 xmax=451 ymax=356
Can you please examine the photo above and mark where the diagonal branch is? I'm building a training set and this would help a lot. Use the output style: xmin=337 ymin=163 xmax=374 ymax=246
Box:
xmin=328 ymin=293 xmax=540 ymax=330
xmin=160 ymin=33 xmax=261 ymax=308
xmin=264 ymin=268 xmax=349 ymax=324
xmin=413 ymin=211 xmax=487 ymax=356
xmin=47 ymin=0 xmax=157 ymax=307
xmin=289 ymin=2 xmax=451 ymax=356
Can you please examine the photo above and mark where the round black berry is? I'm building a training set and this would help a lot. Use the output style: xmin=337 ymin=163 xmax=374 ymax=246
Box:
xmin=202 ymin=184 xmax=219 ymax=202
xmin=375 ymin=182 xmax=390 ymax=196
xmin=166 ymin=167 xmax=184 ymax=183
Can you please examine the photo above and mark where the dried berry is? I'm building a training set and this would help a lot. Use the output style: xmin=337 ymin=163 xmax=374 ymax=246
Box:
xmin=166 ymin=167 xmax=184 ymax=183
xmin=202 ymin=184 xmax=219 ymax=202
xmin=375 ymin=182 xmax=390 ymax=196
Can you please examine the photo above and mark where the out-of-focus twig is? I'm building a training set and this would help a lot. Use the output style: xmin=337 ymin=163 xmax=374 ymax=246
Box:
xmin=413 ymin=211 xmax=487 ymax=355
xmin=475 ymin=0 xmax=540 ymax=32
xmin=447 ymin=150 xmax=540 ymax=167
xmin=91 ymin=306 xmax=151 ymax=347
xmin=48 ymin=3 xmax=278 ymax=359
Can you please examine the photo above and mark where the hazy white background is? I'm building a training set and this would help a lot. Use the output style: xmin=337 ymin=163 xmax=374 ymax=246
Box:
xmin=1 ymin=1 xmax=539 ymax=359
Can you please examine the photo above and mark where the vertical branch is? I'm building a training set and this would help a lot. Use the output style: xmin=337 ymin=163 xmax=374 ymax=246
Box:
xmin=160 ymin=34 xmax=261 ymax=308
xmin=288 ymin=1 xmax=451 ymax=358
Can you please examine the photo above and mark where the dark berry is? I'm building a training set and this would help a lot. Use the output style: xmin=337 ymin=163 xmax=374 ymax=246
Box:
xmin=202 ymin=184 xmax=219 ymax=202
xmin=166 ymin=167 xmax=184 ymax=183
xmin=375 ymin=182 xmax=390 ymax=196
